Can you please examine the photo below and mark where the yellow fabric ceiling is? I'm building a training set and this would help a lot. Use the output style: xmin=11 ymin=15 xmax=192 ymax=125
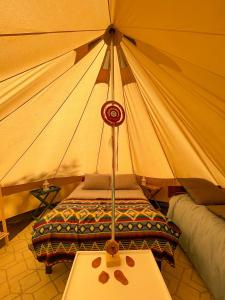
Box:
xmin=0 ymin=0 xmax=225 ymax=187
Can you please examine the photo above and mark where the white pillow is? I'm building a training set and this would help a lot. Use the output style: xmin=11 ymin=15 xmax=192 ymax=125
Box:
xmin=83 ymin=174 xmax=110 ymax=190
xmin=114 ymin=174 xmax=138 ymax=190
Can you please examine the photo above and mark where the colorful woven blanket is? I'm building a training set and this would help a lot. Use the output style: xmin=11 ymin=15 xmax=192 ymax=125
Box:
xmin=30 ymin=198 xmax=181 ymax=266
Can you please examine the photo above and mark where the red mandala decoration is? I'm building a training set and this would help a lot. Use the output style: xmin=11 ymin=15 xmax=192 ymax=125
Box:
xmin=101 ymin=101 xmax=125 ymax=127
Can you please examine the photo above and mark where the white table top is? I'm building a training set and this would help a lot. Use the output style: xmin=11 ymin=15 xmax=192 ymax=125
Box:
xmin=62 ymin=250 xmax=172 ymax=300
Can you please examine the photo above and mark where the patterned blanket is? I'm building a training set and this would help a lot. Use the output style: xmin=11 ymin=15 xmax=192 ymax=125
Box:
xmin=30 ymin=198 xmax=181 ymax=266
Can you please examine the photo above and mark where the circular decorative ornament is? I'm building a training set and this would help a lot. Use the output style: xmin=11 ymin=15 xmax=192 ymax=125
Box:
xmin=101 ymin=101 xmax=125 ymax=127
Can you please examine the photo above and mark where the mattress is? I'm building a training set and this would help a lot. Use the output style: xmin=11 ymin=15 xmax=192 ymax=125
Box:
xmin=30 ymin=185 xmax=181 ymax=268
xmin=168 ymin=194 xmax=225 ymax=300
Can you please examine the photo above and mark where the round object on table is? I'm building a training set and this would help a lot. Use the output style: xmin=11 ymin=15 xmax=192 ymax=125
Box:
xmin=92 ymin=257 xmax=102 ymax=268
xmin=126 ymin=255 xmax=135 ymax=267
xmin=114 ymin=270 xmax=129 ymax=285
xmin=99 ymin=271 xmax=109 ymax=284
xmin=101 ymin=101 xmax=125 ymax=127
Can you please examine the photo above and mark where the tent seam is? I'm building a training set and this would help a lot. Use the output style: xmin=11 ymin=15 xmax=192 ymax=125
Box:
xmin=0 ymin=36 xmax=104 ymax=84
xmin=0 ymin=43 xmax=105 ymax=183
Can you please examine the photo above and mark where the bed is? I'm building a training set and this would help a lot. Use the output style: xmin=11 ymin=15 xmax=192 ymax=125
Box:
xmin=167 ymin=179 xmax=225 ymax=300
xmin=29 ymin=176 xmax=181 ymax=273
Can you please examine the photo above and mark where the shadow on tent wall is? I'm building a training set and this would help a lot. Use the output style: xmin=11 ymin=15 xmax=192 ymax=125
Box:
xmin=2 ymin=160 xmax=81 ymax=196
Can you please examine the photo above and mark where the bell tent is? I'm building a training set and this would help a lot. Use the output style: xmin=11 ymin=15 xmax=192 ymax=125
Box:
xmin=0 ymin=0 xmax=225 ymax=218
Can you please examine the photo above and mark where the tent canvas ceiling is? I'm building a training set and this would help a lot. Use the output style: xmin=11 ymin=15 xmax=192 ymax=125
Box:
xmin=0 ymin=0 xmax=225 ymax=187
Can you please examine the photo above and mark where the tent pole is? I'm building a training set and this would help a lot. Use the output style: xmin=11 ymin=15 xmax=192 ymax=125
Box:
xmin=105 ymin=29 xmax=121 ymax=268
xmin=111 ymin=125 xmax=116 ymax=241
xmin=110 ymin=34 xmax=116 ymax=241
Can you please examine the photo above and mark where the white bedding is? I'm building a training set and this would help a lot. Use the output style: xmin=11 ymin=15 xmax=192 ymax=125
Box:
xmin=67 ymin=182 xmax=147 ymax=200
xmin=168 ymin=194 xmax=225 ymax=300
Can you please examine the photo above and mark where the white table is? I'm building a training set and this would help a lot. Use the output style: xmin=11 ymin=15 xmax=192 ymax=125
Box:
xmin=62 ymin=250 xmax=172 ymax=300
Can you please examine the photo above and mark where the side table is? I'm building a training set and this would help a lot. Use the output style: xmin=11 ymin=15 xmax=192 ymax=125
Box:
xmin=140 ymin=184 xmax=161 ymax=210
xmin=62 ymin=250 xmax=172 ymax=300
xmin=30 ymin=186 xmax=61 ymax=219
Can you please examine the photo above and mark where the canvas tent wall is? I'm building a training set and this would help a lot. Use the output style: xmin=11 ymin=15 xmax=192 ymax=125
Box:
xmin=0 ymin=0 xmax=225 ymax=202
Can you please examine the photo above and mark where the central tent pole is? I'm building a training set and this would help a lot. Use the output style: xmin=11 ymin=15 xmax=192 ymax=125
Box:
xmin=111 ymin=126 xmax=116 ymax=241
xmin=102 ymin=27 xmax=124 ymax=266
xmin=110 ymin=33 xmax=116 ymax=241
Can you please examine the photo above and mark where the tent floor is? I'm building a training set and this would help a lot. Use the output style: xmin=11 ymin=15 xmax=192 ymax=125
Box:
xmin=0 ymin=222 xmax=214 ymax=300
